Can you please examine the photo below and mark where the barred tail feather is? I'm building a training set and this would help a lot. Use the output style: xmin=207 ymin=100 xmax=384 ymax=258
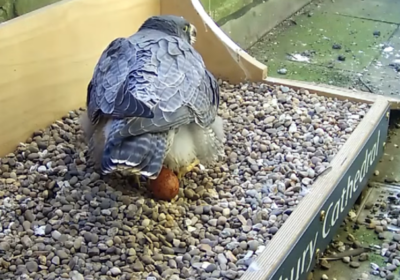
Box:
xmin=101 ymin=119 xmax=167 ymax=178
xmin=140 ymin=134 xmax=168 ymax=179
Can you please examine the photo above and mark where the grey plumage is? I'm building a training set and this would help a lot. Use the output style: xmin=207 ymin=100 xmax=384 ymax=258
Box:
xmin=81 ymin=15 xmax=225 ymax=180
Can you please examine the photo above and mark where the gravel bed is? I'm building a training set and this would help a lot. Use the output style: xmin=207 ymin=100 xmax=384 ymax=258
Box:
xmin=0 ymin=81 xmax=370 ymax=280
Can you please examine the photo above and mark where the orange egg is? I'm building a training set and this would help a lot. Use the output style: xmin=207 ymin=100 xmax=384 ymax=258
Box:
xmin=148 ymin=167 xmax=179 ymax=200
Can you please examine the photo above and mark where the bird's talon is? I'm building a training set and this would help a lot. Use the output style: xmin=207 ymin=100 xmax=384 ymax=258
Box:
xmin=134 ymin=175 xmax=142 ymax=188
xmin=187 ymin=158 xmax=200 ymax=172
xmin=177 ymin=159 xmax=200 ymax=180
xmin=177 ymin=172 xmax=184 ymax=180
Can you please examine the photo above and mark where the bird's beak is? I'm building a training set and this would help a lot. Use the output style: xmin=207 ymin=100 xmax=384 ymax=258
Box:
xmin=189 ymin=24 xmax=197 ymax=44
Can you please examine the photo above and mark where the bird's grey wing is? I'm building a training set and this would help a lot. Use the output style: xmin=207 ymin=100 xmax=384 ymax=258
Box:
xmin=87 ymin=37 xmax=154 ymax=125
xmin=192 ymin=67 xmax=220 ymax=126
xmin=119 ymin=36 xmax=221 ymax=137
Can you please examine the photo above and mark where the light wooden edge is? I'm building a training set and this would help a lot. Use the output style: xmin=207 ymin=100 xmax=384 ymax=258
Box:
xmin=0 ymin=0 xmax=159 ymax=157
xmin=160 ymin=0 xmax=267 ymax=83
xmin=267 ymin=76 xmax=400 ymax=109
xmin=240 ymin=96 xmax=390 ymax=280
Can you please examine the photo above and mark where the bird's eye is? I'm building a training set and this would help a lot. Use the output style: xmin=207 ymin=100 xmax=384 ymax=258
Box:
xmin=183 ymin=25 xmax=189 ymax=32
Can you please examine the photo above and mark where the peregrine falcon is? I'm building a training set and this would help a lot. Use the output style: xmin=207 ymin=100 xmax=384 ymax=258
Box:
xmin=80 ymin=15 xmax=225 ymax=184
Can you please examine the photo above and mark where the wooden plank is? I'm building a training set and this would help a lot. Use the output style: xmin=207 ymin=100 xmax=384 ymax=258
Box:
xmin=267 ymin=76 xmax=400 ymax=109
xmin=221 ymin=0 xmax=313 ymax=49
xmin=266 ymin=77 xmax=377 ymax=103
xmin=160 ymin=0 xmax=267 ymax=84
xmin=240 ymin=96 xmax=390 ymax=280
xmin=0 ymin=0 xmax=159 ymax=157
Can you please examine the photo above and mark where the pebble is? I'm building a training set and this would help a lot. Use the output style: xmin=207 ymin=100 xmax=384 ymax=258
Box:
xmin=0 ymin=81 xmax=368 ymax=280
xmin=350 ymin=261 xmax=361 ymax=268
xmin=52 ymin=230 xmax=62 ymax=240
xmin=26 ymin=261 xmax=38 ymax=272
xmin=358 ymin=253 xmax=368 ymax=261
xmin=0 ymin=242 xmax=10 ymax=251
xmin=52 ymin=256 xmax=60 ymax=265
xmin=373 ymin=30 xmax=381 ymax=37
xmin=132 ymin=260 xmax=144 ymax=272
xmin=277 ymin=68 xmax=288 ymax=75
xmin=386 ymin=264 xmax=396 ymax=271
xmin=109 ymin=267 xmax=122 ymax=276
xmin=332 ymin=43 xmax=342 ymax=49
xmin=56 ymin=250 xmax=69 ymax=260
xmin=222 ymin=208 xmax=230 ymax=217
xmin=248 ymin=240 xmax=260 ymax=251
xmin=386 ymin=274 xmax=395 ymax=280
xmin=70 ymin=271 xmax=84 ymax=280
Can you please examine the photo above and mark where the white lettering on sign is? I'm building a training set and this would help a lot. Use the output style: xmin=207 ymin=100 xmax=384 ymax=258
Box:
xmin=322 ymin=130 xmax=380 ymax=238
xmin=275 ymin=130 xmax=381 ymax=280
xmin=277 ymin=232 xmax=318 ymax=280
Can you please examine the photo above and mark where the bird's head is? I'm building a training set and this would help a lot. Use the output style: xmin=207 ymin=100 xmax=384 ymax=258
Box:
xmin=139 ymin=15 xmax=197 ymax=45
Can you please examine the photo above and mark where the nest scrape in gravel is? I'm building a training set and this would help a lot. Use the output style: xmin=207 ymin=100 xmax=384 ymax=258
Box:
xmin=0 ymin=81 xmax=370 ymax=280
